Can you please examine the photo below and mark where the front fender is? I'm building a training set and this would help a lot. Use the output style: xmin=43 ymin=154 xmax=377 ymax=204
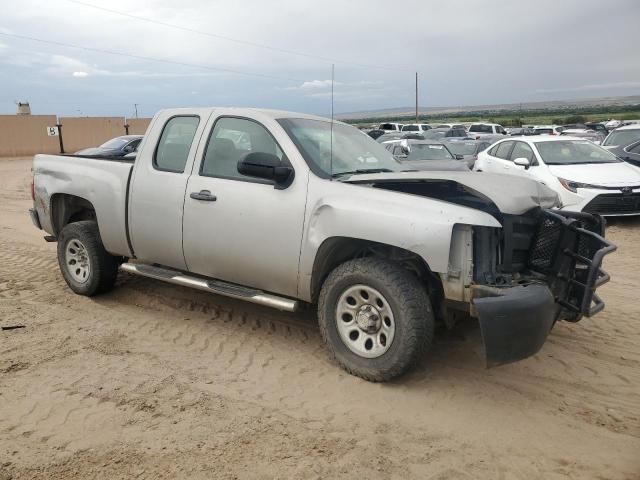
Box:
xmin=297 ymin=176 xmax=500 ymax=300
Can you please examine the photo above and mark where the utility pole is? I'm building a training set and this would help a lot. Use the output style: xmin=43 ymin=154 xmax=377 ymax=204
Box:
xmin=134 ymin=103 xmax=139 ymax=119
xmin=415 ymin=72 xmax=419 ymax=124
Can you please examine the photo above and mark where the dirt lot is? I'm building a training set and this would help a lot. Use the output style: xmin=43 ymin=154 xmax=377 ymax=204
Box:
xmin=1 ymin=156 xmax=639 ymax=479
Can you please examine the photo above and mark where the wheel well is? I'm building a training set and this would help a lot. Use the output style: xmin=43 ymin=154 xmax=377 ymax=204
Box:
xmin=50 ymin=194 xmax=97 ymax=235
xmin=310 ymin=237 xmax=444 ymax=311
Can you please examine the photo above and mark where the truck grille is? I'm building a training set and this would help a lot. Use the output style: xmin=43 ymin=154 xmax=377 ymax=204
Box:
xmin=528 ymin=215 xmax=563 ymax=273
xmin=583 ymin=193 xmax=640 ymax=215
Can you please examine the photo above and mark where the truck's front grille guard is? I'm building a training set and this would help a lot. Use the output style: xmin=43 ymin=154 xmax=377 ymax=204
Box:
xmin=528 ymin=210 xmax=616 ymax=320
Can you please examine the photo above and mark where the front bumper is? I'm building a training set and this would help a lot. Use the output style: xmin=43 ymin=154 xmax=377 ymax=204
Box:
xmin=473 ymin=284 xmax=556 ymax=367
xmin=472 ymin=209 xmax=616 ymax=367
xmin=561 ymin=187 xmax=640 ymax=216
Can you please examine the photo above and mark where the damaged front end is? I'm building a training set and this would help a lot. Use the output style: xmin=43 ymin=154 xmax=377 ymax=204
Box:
xmin=471 ymin=209 xmax=616 ymax=367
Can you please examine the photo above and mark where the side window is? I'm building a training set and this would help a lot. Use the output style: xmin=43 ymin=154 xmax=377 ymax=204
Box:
xmin=488 ymin=144 xmax=500 ymax=156
xmin=201 ymin=117 xmax=284 ymax=180
xmin=495 ymin=141 xmax=514 ymax=159
xmin=510 ymin=141 xmax=535 ymax=162
xmin=154 ymin=116 xmax=200 ymax=173
xmin=629 ymin=143 xmax=640 ymax=154
xmin=128 ymin=139 xmax=141 ymax=152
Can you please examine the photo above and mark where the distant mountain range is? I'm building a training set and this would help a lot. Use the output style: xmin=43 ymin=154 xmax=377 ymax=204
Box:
xmin=337 ymin=95 xmax=640 ymax=120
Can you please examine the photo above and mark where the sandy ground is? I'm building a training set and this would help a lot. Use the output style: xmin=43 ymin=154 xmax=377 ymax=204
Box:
xmin=0 ymin=156 xmax=639 ymax=479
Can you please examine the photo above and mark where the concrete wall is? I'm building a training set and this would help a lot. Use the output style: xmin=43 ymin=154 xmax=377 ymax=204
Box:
xmin=59 ymin=117 xmax=126 ymax=153
xmin=126 ymin=118 xmax=152 ymax=135
xmin=0 ymin=115 xmax=60 ymax=157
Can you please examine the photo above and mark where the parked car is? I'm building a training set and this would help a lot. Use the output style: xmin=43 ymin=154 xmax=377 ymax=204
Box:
xmin=434 ymin=123 xmax=465 ymax=129
xmin=602 ymin=124 xmax=640 ymax=149
xmin=474 ymin=136 xmax=640 ymax=216
xmin=532 ymin=125 xmax=564 ymax=136
xmin=30 ymin=107 xmax=615 ymax=381
xmin=75 ymin=135 xmax=143 ymax=157
xmin=375 ymin=132 xmax=405 ymax=143
xmin=507 ymin=127 xmax=536 ymax=136
xmin=605 ymin=139 xmax=640 ymax=168
xmin=401 ymin=124 xmax=432 ymax=133
xmin=467 ymin=123 xmax=507 ymax=138
xmin=422 ymin=126 xmax=467 ymax=139
xmin=443 ymin=138 xmax=494 ymax=168
xmin=378 ymin=122 xmax=403 ymax=132
xmin=560 ymin=129 xmax=606 ymax=145
xmin=382 ymin=139 xmax=468 ymax=171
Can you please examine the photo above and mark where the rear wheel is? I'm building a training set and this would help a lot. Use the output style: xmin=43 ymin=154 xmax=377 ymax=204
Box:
xmin=56 ymin=221 xmax=119 ymax=296
xmin=318 ymin=258 xmax=434 ymax=382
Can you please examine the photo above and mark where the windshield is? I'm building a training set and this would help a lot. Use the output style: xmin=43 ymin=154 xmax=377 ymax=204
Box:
xmin=445 ymin=141 xmax=477 ymax=155
xmin=535 ymin=140 xmax=621 ymax=165
xmin=278 ymin=118 xmax=402 ymax=176
xmin=603 ymin=129 xmax=640 ymax=146
xmin=405 ymin=144 xmax=453 ymax=161
xmin=99 ymin=137 xmax=130 ymax=149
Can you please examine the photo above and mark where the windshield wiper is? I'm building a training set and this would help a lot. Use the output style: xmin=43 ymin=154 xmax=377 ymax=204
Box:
xmin=331 ymin=168 xmax=395 ymax=177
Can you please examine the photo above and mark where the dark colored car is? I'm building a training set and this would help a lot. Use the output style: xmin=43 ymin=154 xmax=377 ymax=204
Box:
xmin=75 ymin=135 xmax=143 ymax=157
xmin=442 ymin=138 xmax=493 ymax=168
xmin=607 ymin=139 xmax=640 ymax=167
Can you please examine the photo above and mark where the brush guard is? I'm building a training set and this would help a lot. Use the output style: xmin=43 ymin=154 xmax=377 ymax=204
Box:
xmin=474 ymin=209 xmax=616 ymax=367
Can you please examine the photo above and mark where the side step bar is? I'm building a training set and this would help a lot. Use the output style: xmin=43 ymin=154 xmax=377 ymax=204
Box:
xmin=120 ymin=263 xmax=299 ymax=312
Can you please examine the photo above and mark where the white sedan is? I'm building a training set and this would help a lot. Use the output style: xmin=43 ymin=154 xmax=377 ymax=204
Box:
xmin=474 ymin=136 xmax=640 ymax=216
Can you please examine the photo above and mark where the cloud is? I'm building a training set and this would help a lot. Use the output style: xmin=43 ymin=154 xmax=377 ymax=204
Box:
xmin=72 ymin=71 xmax=89 ymax=77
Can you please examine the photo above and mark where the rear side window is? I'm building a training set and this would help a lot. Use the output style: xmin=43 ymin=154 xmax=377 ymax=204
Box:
xmin=154 ymin=116 xmax=200 ymax=173
xmin=510 ymin=141 xmax=534 ymax=162
xmin=494 ymin=141 xmax=514 ymax=159
xmin=469 ymin=124 xmax=492 ymax=133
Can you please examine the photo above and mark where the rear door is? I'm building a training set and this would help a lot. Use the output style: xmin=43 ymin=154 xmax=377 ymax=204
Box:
xmin=128 ymin=109 xmax=211 ymax=270
xmin=481 ymin=140 xmax=514 ymax=173
xmin=181 ymin=113 xmax=307 ymax=297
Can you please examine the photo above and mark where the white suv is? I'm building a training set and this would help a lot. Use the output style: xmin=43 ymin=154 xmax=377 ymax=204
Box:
xmin=468 ymin=123 xmax=507 ymax=138
xmin=401 ymin=124 xmax=431 ymax=133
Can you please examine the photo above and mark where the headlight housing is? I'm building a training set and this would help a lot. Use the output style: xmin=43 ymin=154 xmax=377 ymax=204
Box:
xmin=558 ymin=178 xmax=598 ymax=193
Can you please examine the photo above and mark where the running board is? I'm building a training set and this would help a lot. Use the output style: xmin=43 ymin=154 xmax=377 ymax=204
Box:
xmin=120 ymin=263 xmax=299 ymax=312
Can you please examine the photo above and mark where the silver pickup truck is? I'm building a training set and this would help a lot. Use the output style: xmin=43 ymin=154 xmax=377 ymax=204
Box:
xmin=30 ymin=108 xmax=616 ymax=381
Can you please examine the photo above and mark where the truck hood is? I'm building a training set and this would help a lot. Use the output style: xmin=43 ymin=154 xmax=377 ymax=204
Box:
xmin=342 ymin=171 xmax=560 ymax=215
xmin=547 ymin=162 xmax=640 ymax=187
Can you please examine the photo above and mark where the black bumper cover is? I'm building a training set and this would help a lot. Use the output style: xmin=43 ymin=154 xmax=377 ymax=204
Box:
xmin=474 ymin=284 xmax=556 ymax=367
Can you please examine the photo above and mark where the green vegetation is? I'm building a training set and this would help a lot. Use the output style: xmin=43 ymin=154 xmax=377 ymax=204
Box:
xmin=345 ymin=104 xmax=640 ymax=128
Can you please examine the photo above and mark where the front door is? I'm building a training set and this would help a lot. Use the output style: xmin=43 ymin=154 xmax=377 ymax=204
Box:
xmin=182 ymin=115 xmax=307 ymax=297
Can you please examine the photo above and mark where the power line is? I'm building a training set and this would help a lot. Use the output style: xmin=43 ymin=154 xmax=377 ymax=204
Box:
xmin=0 ymin=31 xmax=303 ymax=83
xmin=65 ymin=0 xmax=413 ymax=72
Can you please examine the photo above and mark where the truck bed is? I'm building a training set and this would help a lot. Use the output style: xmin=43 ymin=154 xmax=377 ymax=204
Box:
xmin=32 ymin=154 xmax=134 ymax=257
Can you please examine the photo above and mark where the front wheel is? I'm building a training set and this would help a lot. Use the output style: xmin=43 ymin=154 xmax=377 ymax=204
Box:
xmin=56 ymin=221 xmax=119 ymax=296
xmin=318 ymin=258 xmax=434 ymax=382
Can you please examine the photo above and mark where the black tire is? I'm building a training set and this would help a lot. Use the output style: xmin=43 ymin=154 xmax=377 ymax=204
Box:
xmin=318 ymin=258 xmax=434 ymax=382
xmin=56 ymin=221 xmax=119 ymax=296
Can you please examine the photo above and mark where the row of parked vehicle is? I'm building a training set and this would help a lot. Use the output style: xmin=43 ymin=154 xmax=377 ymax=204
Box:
xmin=366 ymin=120 xmax=640 ymax=217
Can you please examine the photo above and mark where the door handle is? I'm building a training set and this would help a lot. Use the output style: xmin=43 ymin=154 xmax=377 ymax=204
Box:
xmin=190 ymin=190 xmax=217 ymax=201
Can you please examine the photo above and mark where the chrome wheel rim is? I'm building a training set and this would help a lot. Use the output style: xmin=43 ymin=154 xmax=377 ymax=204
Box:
xmin=65 ymin=238 xmax=91 ymax=283
xmin=336 ymin=284 xmax=395 ymax=358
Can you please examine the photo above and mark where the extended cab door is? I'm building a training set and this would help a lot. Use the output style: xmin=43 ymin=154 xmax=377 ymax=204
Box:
xmin=128 ymin=109 xmax=211 ymax=270
xmin=181 ymin=113 xmax=307 ymax=298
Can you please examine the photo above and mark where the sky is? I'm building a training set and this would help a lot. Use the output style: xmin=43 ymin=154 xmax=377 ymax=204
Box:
xmin=1 ymin=0 xmax=639 ymax=118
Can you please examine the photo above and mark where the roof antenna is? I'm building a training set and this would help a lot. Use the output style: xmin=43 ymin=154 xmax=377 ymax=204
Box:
xmin=330 ymin=63 xmax=335 ymax=178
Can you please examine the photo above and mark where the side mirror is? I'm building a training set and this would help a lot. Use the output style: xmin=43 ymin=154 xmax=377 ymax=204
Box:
xmin=513 ymin=157 xmax=531 ymax=169
xmin=237 ymin=152 xmax=294 ymax=189
xmin=454 ymin=154 xmax=464 ymax=160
